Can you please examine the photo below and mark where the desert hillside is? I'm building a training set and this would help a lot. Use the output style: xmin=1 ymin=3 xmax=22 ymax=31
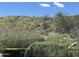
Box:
xmin=1 ymin=13 xmax=79 ymax=56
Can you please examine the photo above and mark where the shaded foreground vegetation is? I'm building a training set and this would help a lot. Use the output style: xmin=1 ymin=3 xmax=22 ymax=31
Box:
xmin=1 ymin=12 xmax=79 ymax=56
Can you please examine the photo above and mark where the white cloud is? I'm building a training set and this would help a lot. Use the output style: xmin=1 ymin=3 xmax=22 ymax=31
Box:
xmin=54 ymin=2 xmax=64 ymax=8
xmin=40 ymin=3 xmax=50 ymax=8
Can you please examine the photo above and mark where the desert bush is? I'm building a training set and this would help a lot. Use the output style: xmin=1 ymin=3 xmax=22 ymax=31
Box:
xmin=24 ymin=42 xmax=79 ymax=57
xmin=1 ymin=30 xmax=44 ymax=48
xmin=24 ymin=42 xmax=74 ymax=57
xmin=45 ymin=32 xmax=73 ymax=45
xmin=54 ymin=12 xmax=75 ymax=33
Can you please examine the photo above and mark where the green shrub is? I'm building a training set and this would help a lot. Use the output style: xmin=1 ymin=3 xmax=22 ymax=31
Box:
xmin=45 ymin=32 xmax=73 ymax=45
xmin=1 ymin=30 xmax=44 ymax=48
xmin=24 ymin=42 xmax=79 ymax=57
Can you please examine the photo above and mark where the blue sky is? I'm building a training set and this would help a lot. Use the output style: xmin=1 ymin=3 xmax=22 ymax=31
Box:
xmin=0 ymin=2 xmax=79 ymax=16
